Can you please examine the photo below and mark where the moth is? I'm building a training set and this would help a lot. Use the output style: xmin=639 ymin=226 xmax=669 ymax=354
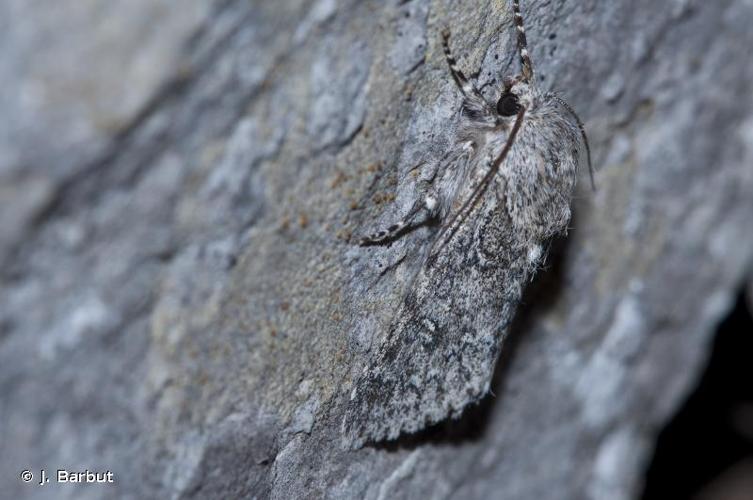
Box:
xmin=344 ymin=0 xmax=593 ymax=447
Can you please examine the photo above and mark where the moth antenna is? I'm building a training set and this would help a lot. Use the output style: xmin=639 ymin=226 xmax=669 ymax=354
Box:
xmin=441 ymin=28 xmax=488 ymax=102
xmin=512 ymin=0 xmax=534 ymax=83
xmin=549 ymin=93 xmax=595 ymax=190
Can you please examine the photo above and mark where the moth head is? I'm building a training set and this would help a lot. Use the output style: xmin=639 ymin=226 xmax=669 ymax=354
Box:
xmin=497 ymin=76 xmax=532 ymax=116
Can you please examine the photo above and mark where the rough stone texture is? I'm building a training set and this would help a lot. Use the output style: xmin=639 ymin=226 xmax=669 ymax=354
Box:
xmin=1 ymin=0 xmax=752 ymax=499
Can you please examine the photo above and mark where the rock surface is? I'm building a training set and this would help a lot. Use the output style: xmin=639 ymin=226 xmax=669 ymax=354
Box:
xmin=1 ymin=0 xmax=752 ymax=499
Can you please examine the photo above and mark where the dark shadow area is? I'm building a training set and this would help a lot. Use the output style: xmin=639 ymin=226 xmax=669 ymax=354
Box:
xmin=368 ymin=393 xmax=498 ymax=451
xmin=641 ymin=290 xmax=753 ymax=500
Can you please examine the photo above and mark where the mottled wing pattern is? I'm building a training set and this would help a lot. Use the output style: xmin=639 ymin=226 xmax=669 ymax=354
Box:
xmin=344 ymin=173 xmax=529 ymax=446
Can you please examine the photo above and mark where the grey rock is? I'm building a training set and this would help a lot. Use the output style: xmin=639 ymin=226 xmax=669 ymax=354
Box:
xmin=2 ymin=0 xmax=753 ymax=499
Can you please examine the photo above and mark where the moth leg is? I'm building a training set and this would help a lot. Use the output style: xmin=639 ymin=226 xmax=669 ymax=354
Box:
xmin=359 ymin=181 xmax=440 ymax=245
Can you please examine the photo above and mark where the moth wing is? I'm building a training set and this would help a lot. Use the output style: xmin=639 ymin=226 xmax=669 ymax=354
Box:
xmin=343 ymin=193 xmax=526 ymax=447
